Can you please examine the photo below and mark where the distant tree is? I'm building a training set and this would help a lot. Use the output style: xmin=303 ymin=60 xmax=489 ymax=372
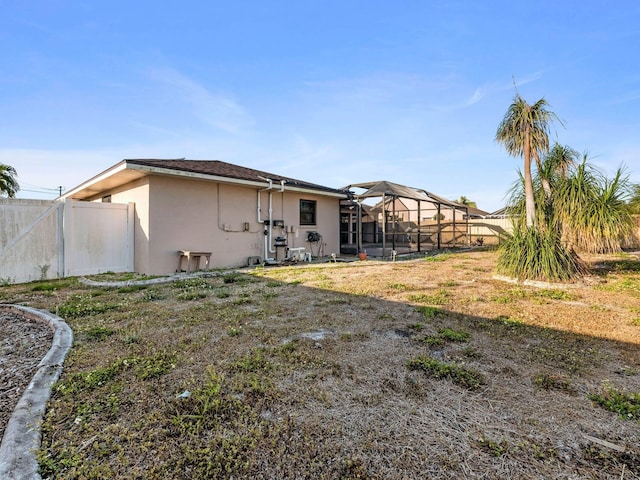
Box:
xmin=0 ymin=164 xmax=19 ymax=198
xmin=496 ymin=95 xmax=560 ymax=227
xmin=456 ymin=196 xmax=477 ymax=208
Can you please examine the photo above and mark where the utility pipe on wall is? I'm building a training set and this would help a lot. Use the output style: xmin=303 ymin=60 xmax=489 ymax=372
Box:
xmin=257 ymin=178 xmax=287 ymax=261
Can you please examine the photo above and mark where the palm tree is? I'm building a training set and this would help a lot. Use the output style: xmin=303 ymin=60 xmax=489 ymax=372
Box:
xmin=629 ymin=183 xmax=640 ymax=214
xmin=457 ymin=196 xmax=477 ymax=208
xmin=544 ymin=143 xmax=579 ymax=179
xmin=495 ymin=95 xmax=560 ymax=227
xmin=553 ymin=159 xmax=634 ymax=253
xmin=0 ymin=164 xmax=19 ymax=198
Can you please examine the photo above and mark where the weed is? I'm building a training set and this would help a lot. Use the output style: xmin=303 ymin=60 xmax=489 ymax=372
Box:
xmin=389 ymin=282 xmax=408 ymax=290
xmin=478 ymin=437 xmax=508 ymax=456
xmin=117 ymin=285 xmax=147 ymax=293
xmin=223 ymin=273 xmax=248 ymax=284
xmin=55 ymin=361 xmax=126 ymax=395
xmin=462 ymin=346 xmax=480 ymax=358
xmin=233 ymin=349 xmax=272 ymax=373
xmin=533 ymin=289 xmax=576 ymax=301
xmin=604 ymin=259 xmax=640 ymax=273
xmin=142 ymin=289 xmax=165 ymax=301
xmin=406 ymin=355 xmax=485 ymax=389
xmin=232 ymin=297 xmax=253 ymax=305
xmin=588 ymin=384 xmax=640 ymax=420
xmin=176 ymin=290 xmax=208 ymax=301
xmin=424 ymin=253 xmax=452 ymax=262
xmin=438 ymin=280 xmax=458 ymax=287
xmin=595 ymin=277 xmax=640 ymax=295
xmin=437 ymin=328 xmax=471 ymax=342
xmin=533 ymin=372 xmax=574 ymax=393
xmin=56 ymin=295 xmax=119 ymax=318
xmin=31 ymin=280 xmax=73 ymax=292
xmin=227 ymin=326 xmax=243 ymax=337
xmin=496 ymin=315 xmax=524 ymax=328
xmin=83 ymin=326 xmax=116 ymax=341
xmin=417 ymin=306 xmax=445 ymax=318
xmin=133 ymin=352 xmax=176 ymax=379
xmin=408 ymin=289 xmax=450 ymax=305
xmin=407 ymin=322 xmax=425 ymax=331
xmin=422 ymin=336 xmax=445 ymax=346
xmin=265 ymin=280 xmax=282 ymax=287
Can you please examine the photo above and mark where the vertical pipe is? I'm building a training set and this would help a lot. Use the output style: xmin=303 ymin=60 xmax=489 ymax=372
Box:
xmin=392 ymin=195 xmax=396 ymax=254
xmin=357 ymin=202 xmax=362 ymax=254
xmin=417 ymin=200 xmax=421 ymax=252
xmin=452 ymin=207 xmax=456 ymax=247
xmin=437 ymin=203 xmax=441 ymax=250
xmin=381 ymin=193 xmax=386 ymax=258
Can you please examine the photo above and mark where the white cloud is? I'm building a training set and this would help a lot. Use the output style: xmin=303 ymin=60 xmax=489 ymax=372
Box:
xmin=147 ymin=67 xmax=254 ymax=133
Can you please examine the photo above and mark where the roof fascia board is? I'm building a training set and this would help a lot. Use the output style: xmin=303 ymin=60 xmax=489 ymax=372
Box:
xmin=61 ymin=161 xmax=128 ymax=199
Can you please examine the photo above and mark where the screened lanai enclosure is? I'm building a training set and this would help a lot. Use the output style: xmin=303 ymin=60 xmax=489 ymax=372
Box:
xmin=340 ymin=181 xmax=474 ymax=257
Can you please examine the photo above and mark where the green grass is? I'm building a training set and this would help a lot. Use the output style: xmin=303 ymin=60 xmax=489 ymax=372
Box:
xmin=588 ymin=384 xmax=640 ymax=420
xmin=406 ymin=356 xmax=485 ymax=389
xmin=407 ymin=289 xmax=451 ymax=305
xmin=55 ymin=294 xmax=120 ymax=318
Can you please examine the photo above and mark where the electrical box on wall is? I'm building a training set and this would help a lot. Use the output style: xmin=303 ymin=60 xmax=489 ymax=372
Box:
xmin=243 ymin=222 xmax=250 ymax=231
xmin=272 ymin=220 xmax=284 ymax=227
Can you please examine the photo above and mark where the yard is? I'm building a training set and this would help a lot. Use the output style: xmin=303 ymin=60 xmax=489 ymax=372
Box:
xmin=2 ymin=248 xmax=640 ymax=479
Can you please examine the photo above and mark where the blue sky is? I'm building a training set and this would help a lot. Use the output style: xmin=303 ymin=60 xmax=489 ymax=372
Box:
xmin=1 ymin=1 xmax=639 ymax=211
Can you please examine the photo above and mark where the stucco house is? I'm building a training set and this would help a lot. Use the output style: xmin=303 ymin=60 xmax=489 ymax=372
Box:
xmin=62 ymin=159 xmax=349 ymax=275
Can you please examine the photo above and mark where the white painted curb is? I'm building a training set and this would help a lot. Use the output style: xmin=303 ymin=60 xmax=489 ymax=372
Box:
xmin=0 ymin=305 xmax=73 ymax=480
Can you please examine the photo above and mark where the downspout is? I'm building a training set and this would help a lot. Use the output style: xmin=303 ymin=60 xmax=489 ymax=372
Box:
xmin=258 ymin=177 xmax=275 ymax=260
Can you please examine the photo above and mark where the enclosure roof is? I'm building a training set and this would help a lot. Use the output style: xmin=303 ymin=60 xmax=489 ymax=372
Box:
xmin=344 ymin=180 xmax=462 ymax=208
xmin=62 ymin=159 xmax=349 ymax=200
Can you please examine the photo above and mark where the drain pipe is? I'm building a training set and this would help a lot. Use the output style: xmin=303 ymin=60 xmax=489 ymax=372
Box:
xmin=258 ymin=177 xmax=275 ymax=261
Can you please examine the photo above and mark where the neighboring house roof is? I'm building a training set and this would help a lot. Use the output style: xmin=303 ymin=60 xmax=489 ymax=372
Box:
xmin=463 ymin=205 xmax=491 ymax=218
xmin=486 ymin=207 xmax=512 ymax=218
xmin=62 ymin=158 xmax=350 ymax=200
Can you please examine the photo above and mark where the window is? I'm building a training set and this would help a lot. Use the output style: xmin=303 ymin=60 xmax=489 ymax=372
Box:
xmin=300 ymin=199 xmax=317 ymax=225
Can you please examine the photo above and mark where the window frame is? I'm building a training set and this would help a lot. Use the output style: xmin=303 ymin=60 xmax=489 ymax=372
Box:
xmin=299 ymin=199 xmax=317 ymax=226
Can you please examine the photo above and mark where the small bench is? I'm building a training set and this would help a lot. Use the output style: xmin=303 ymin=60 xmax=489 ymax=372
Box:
xmin=178 ymin=250 xmax=212 ymax=273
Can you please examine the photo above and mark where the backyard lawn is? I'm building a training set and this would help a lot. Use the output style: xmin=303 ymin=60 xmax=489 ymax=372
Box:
xmin=2 ymin=248 xmax=640 ymax=479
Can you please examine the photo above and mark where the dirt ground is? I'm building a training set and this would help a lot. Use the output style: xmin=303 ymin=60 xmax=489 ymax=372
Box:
xmin=2 ymin=248 xmax=640 ymax=479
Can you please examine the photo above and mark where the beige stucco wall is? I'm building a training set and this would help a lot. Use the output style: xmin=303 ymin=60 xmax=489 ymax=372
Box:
xmin=98 ymin=178 xmax=151 ymax=274
xmin=94 ymin=174 xmax=342 ymax=275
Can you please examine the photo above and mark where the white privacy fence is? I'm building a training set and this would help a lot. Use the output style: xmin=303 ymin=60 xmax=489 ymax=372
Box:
xmin=467 ymin=218 xmax=514 ymax=245
xmin=0 ymin=199 xmax=134 ymax=284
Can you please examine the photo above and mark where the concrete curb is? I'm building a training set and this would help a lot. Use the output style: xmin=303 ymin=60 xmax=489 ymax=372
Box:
xmin=0 ymin=305 xmax=74 ymax=480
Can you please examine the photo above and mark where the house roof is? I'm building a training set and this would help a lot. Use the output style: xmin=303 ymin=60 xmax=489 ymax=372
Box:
xmin=62 ymin=158 xmax=350 ymax=200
